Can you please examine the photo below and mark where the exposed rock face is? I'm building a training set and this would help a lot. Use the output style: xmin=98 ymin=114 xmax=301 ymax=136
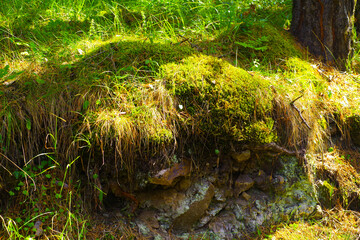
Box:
xmin=208 ymin=212 xmax=240 ymax=239
xmin=130 ymin=155 xmax=317 ymax=239
xmin=149 ymin=159 xmax=191 ymax=186
xmin=234 ymin=174 xmax=254 ymax=197
xmin=172 ymin=181 xmax=215 ymax=231
xmin=231 ymin=150 xmax=251 ymax=163
xmin=231 ymin=150 xmax=252 ymax=172
xmin=136 ymin=179 xmax=215 ymax=232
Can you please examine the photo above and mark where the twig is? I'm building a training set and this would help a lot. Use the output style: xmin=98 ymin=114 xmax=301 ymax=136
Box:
xmin=250 ymin=142 xmax=306 ymax=162
xmin=290 ymin=95 xmax=311 ymax=130
xmin=290 ymin=95 xmax=303 ymax=105
xmin=216 ymin=51 xmax=232 ymax=58
xmin=0 ymin=152 xmax=37 ymax=191
xmin=251 ymin=142 xmax=297 ymax=156
xmin=177 ymin=34 xmax=203 ymax=52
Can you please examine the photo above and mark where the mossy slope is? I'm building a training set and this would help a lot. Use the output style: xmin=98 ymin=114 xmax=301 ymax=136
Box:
xmin=162 ymin=54 xmax=276 ymax=143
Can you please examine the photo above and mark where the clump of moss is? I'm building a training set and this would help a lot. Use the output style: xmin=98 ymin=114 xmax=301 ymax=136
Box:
xmin=215 ymin=22 xmax=304 ymax=69
xmin=72 ymin=39 xmax=196 ymax=80
xmin=161 ymin=54 xmax=276 ymax=144
xmin=245 ymin=23 xmax=303 ymax=62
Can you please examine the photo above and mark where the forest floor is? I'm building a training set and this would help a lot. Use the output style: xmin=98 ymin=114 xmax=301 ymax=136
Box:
xmin=1 ymin=0 xmax=360 ymax=239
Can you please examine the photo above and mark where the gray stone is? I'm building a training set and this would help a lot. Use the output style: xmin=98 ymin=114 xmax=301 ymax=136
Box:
xmin=231 ymin=150 xmax=251 ymax=163
xmin=209 ymin=212 xmax=243 ymax=239
xmin=234 ymin=174 xmax=254 ymax=197
xmin=176 ymin=178 xmax=192 ymax=192
xmin=254 ymin=170 xmax=271 ymax=191
xmin=149 ymin=159 xmax=191 ymax=186
xmin=241 ymin=192 xmax=251 ymax=201
xmin=172 ymin=182 xmax=215 ymax=231
xmin=137 ymin=210 xmax=160 ymax=229
xmin=197 ymin=202 xmax=227 ymax=228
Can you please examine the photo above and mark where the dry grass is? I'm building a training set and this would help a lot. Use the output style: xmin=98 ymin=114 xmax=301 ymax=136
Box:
xmin=269 ymin=208 xmax=360 ymax=240
xmin=1 ymin=1 xmax=360 ymax=238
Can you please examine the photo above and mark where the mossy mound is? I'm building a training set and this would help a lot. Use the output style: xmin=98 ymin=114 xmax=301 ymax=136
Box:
xmin=0 ymin=39 xmax=196 ymax=177
xmin=162 ymin=54 xmax=276 ymax=144
xmin=214 ymin=22 xmax=304 ymax=69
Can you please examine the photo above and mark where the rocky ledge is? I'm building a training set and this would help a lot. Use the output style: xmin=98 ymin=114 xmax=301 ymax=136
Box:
xmin=105 ymin=150 xmax=319 ymax=239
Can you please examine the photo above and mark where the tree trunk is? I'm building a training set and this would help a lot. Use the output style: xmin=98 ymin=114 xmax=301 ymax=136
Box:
xmin=291 ymin=0 xmax=356 ymax=70
xmin=355 ymin=3 xmax=360 ymax=33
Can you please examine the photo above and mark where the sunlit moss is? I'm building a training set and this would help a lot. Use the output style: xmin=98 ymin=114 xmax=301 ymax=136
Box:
xmin=162 ymin=54 xmax=276 ymax=143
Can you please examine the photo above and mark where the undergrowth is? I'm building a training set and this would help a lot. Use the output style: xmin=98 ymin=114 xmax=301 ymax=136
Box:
xmin=0 ymin=0 xmax=360 ymax=239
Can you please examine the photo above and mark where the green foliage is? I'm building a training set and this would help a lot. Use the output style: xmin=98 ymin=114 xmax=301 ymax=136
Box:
xmin=162 ymin=54 xmax=276 ymax=143
xmin=236 ymin=36 xmax=269 ymax=52
xmin=1 ymin=0 xmax=360 ymax=238
xmin=2 ymin=156 xmax=87 ymax=239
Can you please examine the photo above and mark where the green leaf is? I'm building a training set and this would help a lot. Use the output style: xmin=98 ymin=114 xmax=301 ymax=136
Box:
xmin=92 ymin=173 xmax=98 ymax=179
xmin=6 ymin=70 xmax=24 ymax=80
xmin=9 ymin=191 xmax=15 ymax=196
xmin=36 ymin=78 xmax=46 ymax=84
xmin=0 ymin=65 xmax=10 ymax=78
xmin=22 ymin=190 xmax=29 ymax=196
xmin=26 ymin=119 xmax=31 ymax=130
xmin=27 ymin=222 xmax=34 ymax=227
xmin=55 ymin=193 xmax=62 ymax=199
xmin=45 ymin=174 xmax=51 ymax=179
xmin=29 ymin=42 xmax=37 ymax=52
xmin=15 ymin=217 xmax=22 ymax=223
xmin=83 ymin=100 xmax=90 ymax=110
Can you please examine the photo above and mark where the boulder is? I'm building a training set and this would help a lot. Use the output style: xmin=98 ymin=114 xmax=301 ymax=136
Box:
xmin=172 ymin=181 xmax=215 ymax=231
xmin=137 ymin=188 xmax=186 ymax=212
xmin=231 ymin=150 xmax=251 ymax=163
xmin=137 ymin=210 xmax=160 ymax=229
xmin=149 ymin=159 xmax=191 ymax=186
xmin=234 ymin=174 xmax=254 ymax=197
xmin=209 ymin=212 xmax=243 ymax=239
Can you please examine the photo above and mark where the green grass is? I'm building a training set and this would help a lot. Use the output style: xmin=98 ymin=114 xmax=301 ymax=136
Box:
xmin=1 ymin=0 xmax=360 ymax=239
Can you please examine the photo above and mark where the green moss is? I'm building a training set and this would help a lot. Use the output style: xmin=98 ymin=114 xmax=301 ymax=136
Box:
xmin=73 ymin=39 xmax=196 ymax=80
xmin=162 ymin=54 xmax=275 ymax=143
xmin=217 ymin=22 xmax=303 ymax=69
xmin=255 ymin=23 xmax=303 ymax=61
xmin=285 ymin=58 xmax=320 ymax=80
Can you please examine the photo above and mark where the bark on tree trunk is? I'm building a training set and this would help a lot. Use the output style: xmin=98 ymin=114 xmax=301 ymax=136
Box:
xmin=355 ymin=3 xmax=360 ymax=33
xmin=291 ymin=0 xmax=356 ymax=70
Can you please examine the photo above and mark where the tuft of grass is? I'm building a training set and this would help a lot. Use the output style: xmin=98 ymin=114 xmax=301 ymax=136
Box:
xmin=1 ymin=0 xmax=360 ymax=238
xmin=267 ymin=209 xmax=360 ymax=240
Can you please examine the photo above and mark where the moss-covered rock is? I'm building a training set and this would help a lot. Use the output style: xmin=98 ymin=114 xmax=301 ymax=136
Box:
xmin=161 ymin=54 xmax=276 ymax=144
